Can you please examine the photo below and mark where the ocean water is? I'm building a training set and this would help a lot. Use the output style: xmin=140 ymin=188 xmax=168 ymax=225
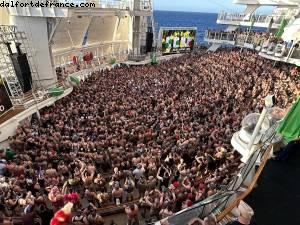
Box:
xmin=154 ymin=10 xmax=226 ymax=43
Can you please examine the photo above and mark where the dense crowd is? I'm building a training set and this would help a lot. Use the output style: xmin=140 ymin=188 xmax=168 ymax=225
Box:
xmin=205 ymin=29 xmax=300 ymax=58
xmin=206 ymin=29 xmax=271 ymax=44
xmin=0 ymin=48 xmax=299 ymax=225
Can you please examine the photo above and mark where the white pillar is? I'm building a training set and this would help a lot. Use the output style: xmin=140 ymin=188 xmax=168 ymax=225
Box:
xmin=112 ymin=16 xmax=120 ymax=41
xmin=128 ymin=15 xmax=133 ymax=52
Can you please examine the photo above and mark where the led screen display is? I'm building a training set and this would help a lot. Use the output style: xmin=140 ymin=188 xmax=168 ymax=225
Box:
xmin=160 ymin=28 xmax=196 ymax=54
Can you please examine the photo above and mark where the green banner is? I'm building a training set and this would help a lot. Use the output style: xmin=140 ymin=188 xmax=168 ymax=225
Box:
xmin=248 ymin=17 xmax=255 ymax=33
xmin=69 ymin=76 xmax=80 ymax=85
xmin=277 ymin=97 xmax=300 ymax=141
xmin=276 ymin=18 xmax=288 ymax=38
xmin=151 ymin=52 xmax=157 ymax=65
xmin=110 ymin=58 xmax=117 ymax=65
xmin=48 ymin=87 xmax=64 ymax=97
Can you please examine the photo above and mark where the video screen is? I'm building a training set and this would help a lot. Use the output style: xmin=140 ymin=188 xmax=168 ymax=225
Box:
xmin=161 ymin=28 xmax=196 ymax=54
xmin=0 ymin=76 xmax=13 ymax=117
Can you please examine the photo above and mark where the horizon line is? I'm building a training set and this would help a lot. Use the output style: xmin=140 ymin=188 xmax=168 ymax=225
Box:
xmin=153 ymin=9 xmax=218 ymax=14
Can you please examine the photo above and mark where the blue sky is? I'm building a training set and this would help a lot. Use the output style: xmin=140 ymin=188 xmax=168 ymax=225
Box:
xmin=153 ymin=0 xmax=273 ymax=13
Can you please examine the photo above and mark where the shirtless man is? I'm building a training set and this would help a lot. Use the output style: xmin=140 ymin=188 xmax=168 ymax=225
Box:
xmin=125 ymin=203 xmax=139 ymax=225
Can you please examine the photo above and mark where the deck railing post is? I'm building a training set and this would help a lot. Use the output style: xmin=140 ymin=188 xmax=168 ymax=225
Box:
xmin=245 ymin=106 xmax=269 ymax=161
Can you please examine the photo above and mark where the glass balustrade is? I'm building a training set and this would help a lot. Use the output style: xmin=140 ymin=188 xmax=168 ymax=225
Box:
xmin=204 ymin=30 xmax=236 ymax=42
xmin=217 ymin=11 xmax=289 ymax=26
xmin=205 ymin=29 xmax=300 ymax=64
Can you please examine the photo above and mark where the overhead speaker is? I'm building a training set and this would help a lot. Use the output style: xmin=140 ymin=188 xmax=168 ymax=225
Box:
xmin=8 ymin=43 xmax=32 ymax=93
xmin=146 ymin=31 xmax=153 ymax=53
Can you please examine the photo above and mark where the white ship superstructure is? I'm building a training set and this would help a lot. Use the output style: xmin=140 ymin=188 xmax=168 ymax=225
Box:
xmin=0 ymin=2 xmax=298 ymax=225
xmin=205 ymin=0 xmax=300 ymax=66
xmin=1 ymin=0 xmax=154 ymax=87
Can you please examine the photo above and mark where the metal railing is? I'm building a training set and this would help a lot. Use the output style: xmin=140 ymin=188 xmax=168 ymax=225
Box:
xmin=217 ymin=12 xmax=245 ymax=21
xmin=205 ymin=29 xmax=300 ymax=64
xmin=128 ymin=52 xmax=148 ymax=61
xmin=11 ymin=0 xmax=134 ymax=10
xmin=217 ymin=11 xmax=289 ymax=26
xmin=53 ymin=41 xmax=129 ymax=55
xmin=205 ymin=30 xmax=262 ymax=43
xmin=61 ymin=0 xmax=152 ymax=11
xmin=204 ymin=30 xmax=236 ymax=42
xmin=139 ymin=0 xmax=152 ymax=11
xmin=259 ymin=41 xmax=300 ymax=62
xmin=52 ymin=41 xmax=129 ymax=67
xmin=67 ymin=0 xmax=133 ymax=9
xmin=8 ymin=79 xmax=71 ymax=110
xmin=55 ymin=51 xmax=128 ymax=76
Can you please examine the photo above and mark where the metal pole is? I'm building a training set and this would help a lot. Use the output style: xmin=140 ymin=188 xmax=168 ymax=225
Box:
xmin=286 ymin=45 xmax=296 ymax=61
xmin=31 ymin=83 xmax=41 ymax=124
xmin=36 ymin=108 xmax=41 ymax=122
xmin=246 ymin=107 xmax=268 ymax=160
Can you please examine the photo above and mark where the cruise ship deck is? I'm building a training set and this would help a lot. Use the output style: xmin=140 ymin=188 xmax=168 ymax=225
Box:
xmin=0 ymin=0 xmax=300 ymax=225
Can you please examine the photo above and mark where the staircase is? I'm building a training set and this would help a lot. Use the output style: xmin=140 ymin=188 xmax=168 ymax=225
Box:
xmin=207 ymin=43 xmax=222 ymax=52
xmin=0 ymin=106 xmax=25 ymax=125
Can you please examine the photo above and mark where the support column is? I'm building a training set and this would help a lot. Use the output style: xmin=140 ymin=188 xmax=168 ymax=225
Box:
xmin=243 ymin=4 xmax=259 ymax=20
xmin=133 ymin=0 xmax=141 ymax=54
xmin=112 ymin=16 xmax=120 ymax=41
xmin=128 ymin=15 xmax=133 ymax=53
xmin=132 ymin=16 xmax=141 ymax=54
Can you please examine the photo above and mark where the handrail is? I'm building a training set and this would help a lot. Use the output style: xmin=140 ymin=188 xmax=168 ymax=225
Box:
xmin=52 ymin=41 xmax=129 ymax=57
xmin=204 ymin=29 xmax=298 ymax=61
xmin=217 ymin=11 xmax=288 ymax=25
xmin=14 ymin=0 xmax=134 ymax=10
xmin=216 ymin=145 xmax=272 ymax=222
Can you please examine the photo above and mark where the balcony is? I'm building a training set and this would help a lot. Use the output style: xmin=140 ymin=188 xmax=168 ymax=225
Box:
xmin=217 ymin=11 xmax=288 ymax=29
xmin=52 ymin=41 xmax=129 ymax=67
xmin=241 ymin=35 xmax=300 ymax=66
xmin=204 ymin=29 xmax=272 ymax=47
xmin=204 ymin=30 xmax=236 ymax=45
xmin=8 ymin=0 xmax=135 ymax=17
xmin=68 ymin=0 xmax=133 ymax=10
xmin=133 ymin=0 xmax=152 ymax=16
xmin=258 ymin=41 xmax=300 ymax=66
xmin=204 ymin=29 xmax=300 ymax=66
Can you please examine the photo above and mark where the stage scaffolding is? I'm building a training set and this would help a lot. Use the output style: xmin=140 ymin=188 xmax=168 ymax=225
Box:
xmin=0 ymin=25 xmax=40 ymax=106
